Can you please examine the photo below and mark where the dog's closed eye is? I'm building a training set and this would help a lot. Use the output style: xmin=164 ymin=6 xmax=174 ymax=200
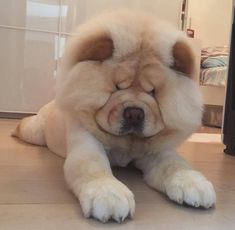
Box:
xmin=149 ymin=89 xmax=156 ymax=97
xmin=116 ymin=84 xmax=121 ymax=90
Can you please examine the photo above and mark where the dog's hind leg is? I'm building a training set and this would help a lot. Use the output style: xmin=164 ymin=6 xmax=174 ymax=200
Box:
xmin=11 ymin=102 xmax=55 ymax=146
xmin=12 ymin=113 xmax=46 ymax=146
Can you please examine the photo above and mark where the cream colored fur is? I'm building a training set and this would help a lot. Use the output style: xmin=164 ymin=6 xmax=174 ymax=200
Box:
xmin=13 ymin=11 xmax=216 ymax=223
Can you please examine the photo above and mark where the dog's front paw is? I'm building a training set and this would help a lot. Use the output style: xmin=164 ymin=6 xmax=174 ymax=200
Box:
xmin=79 ymin=178 xmax=135 ymax=223
xmin=164 ymin=170 xmax=216 ymax=208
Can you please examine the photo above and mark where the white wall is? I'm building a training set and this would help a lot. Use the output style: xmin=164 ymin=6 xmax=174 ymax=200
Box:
xmin=187 ymin=0 xmax=233 ymax=47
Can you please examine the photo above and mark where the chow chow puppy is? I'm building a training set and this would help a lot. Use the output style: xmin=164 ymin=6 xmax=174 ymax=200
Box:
xmin=13 ymin=11 xmax=216 ymax=223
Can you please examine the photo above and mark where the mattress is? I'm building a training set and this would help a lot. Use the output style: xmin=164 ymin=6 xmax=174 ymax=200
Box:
xmin=200 ymin=66 xmax=227 ymax=87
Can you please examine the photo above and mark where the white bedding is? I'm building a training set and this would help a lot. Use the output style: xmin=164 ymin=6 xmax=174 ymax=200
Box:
xmin=200 ymin=66 xmax=227 ymax=87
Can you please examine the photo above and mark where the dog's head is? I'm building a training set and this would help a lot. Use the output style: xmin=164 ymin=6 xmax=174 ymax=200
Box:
xmin=56 ymin=11 xmax=202 ymax=143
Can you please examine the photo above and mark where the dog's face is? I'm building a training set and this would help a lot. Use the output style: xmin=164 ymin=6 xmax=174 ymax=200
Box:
xmin=56 ymin=11 xmax=202 ymax=143
xmin=95 ymin=52 xmax=166 ymax=137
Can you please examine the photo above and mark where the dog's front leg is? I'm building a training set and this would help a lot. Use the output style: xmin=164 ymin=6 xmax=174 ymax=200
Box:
xmin=135 ymin=149 xmax=216 ymax=208
xmin=64 ymin=131 xmax=135 ymax=223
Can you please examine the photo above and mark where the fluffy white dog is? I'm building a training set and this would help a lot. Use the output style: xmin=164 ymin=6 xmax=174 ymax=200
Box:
xmin=13 ymin=11 xmax=216 ymax=223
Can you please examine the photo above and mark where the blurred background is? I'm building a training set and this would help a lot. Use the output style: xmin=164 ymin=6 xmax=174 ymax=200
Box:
xmin=0 ymin=0 xmax=232 ymax=121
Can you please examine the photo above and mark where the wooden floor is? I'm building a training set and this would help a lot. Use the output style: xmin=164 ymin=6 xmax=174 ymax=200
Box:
xmin=0 ymin=119 xmax=235 ymax=230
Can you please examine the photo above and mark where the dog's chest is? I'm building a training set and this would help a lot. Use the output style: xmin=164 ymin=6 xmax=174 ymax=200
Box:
xmin=106 ymin=148 xmax=133 ymax=167
xmin=105 ymin=141 xmax=148 ymax=167
xmin=96 ymin=133 xmax=152 ymax=167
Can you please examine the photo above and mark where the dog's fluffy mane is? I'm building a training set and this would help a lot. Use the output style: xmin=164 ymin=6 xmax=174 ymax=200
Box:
xmin=55 ymin=10 xmax=203 ymax=151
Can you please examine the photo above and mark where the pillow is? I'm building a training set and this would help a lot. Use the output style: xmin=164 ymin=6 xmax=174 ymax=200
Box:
xmin=201 ymin=56 xmax=228 ymax=68
xmin=201 ymin=46 xmax=229 ymax=57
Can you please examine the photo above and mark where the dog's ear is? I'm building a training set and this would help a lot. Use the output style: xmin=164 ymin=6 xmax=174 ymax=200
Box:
xmin=77 ymin=33 xmax=114 ymax=62
xmin=172 ymin=40 xmax=195 ymax=78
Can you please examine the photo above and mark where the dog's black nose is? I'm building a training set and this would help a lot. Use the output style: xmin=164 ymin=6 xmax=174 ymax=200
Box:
xmin=123 ymin=107 xmax=145 ymax=126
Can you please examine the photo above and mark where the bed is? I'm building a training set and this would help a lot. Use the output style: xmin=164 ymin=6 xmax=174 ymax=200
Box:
xmin=191 ymin=40 xmax=228 ymax=127
xmin=200 ymin=46 xmax=228 ymax=87
xmin=200 ymin=47 xmax=229 ymax=127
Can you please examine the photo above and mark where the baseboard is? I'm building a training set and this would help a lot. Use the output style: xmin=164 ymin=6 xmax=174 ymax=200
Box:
xmin=0 ymin=112 xmax=36 ymax=119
